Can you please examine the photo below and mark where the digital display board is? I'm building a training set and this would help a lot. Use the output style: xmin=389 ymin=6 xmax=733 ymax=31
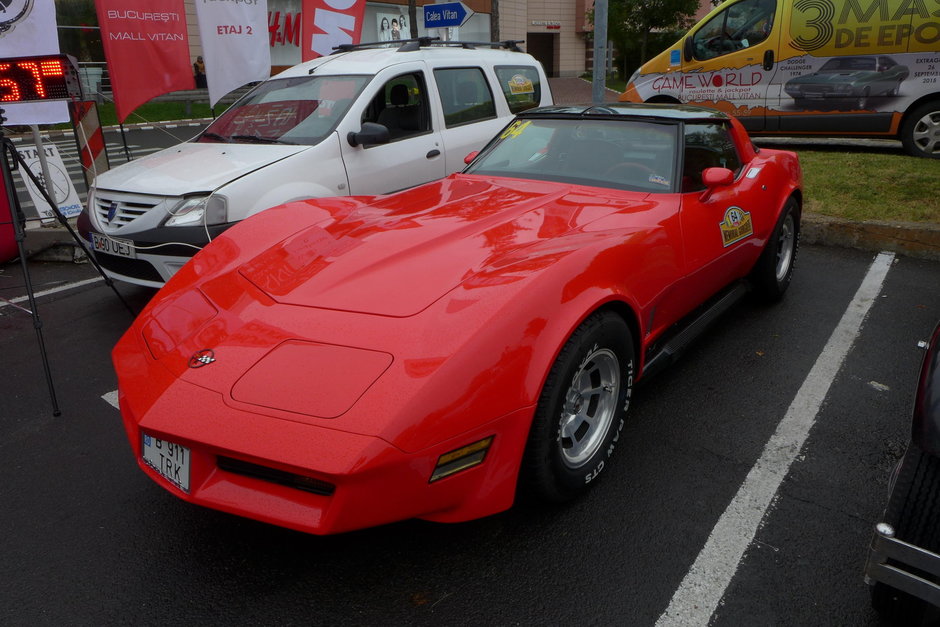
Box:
xmin=0 ymin=54 xmax=82 ymax=103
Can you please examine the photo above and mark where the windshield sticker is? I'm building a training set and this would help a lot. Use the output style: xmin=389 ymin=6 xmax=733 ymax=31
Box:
xmin=649 ymin=174 xmax=670 ymax=186
xmin=719 ymin=206 xmax=753 ymax=247
xmin=507 ymin=74 xmax=535 ymax=95
xmin=500 ymin=120 xmax=531 ymax=139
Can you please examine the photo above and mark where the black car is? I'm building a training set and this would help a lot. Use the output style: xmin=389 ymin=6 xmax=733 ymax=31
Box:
xmin=866 ymin=321 xmax=940 ymax=622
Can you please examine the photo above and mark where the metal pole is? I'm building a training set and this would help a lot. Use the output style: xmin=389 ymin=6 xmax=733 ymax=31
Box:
xmin=592 ymin=0 xmax=609 ymax=104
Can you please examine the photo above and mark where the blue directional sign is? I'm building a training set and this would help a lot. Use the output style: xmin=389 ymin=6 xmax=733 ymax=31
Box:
xmin=423 ymin=2 xmax=474 ymax=29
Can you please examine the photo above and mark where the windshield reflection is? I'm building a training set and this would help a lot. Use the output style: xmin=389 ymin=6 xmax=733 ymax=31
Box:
xmin=198 ymin=74 xmax=371 ymax=146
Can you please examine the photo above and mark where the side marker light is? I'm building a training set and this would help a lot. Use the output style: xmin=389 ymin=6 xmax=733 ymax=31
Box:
xmin=430 ymin=436 xmax=494 ymax=483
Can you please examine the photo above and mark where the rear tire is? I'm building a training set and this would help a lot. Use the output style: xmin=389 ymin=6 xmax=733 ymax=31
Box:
xmin=520 ymin=311 xmax=634 ymax=502
xmin=901 ymin=102 xmax=940 ymax=159
xmin=750 ymin=197 xmax=800 ymax=302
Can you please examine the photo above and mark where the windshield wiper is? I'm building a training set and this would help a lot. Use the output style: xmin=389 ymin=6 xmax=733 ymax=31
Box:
xmin=231 ymin=134 xmax=296 ymax=145
xmin=199 ymin=132 xmax=231 ymax=143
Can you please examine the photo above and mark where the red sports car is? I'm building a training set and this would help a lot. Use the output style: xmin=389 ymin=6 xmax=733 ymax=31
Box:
xmin=113 ymin=104 xmax=803 ymax=534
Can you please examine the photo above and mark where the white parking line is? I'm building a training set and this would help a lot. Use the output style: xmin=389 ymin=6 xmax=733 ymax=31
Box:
xmin=656 ymin=251 xmax=895 ymax=626
xmin=0 ymin=277 xmax=103 ymax=310
xmin=102 ymin=390 xmax=119 ymax=410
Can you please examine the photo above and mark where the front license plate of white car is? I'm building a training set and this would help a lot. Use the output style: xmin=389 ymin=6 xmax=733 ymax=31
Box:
xmin=92 ymin=233 xmax=136 ymax=259
xmin=142 ymin=433 xmax=191 ymax=493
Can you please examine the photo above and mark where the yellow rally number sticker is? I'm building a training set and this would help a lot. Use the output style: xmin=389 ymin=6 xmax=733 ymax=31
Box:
xmin=719 ymin=206 xmax=753 ymax=247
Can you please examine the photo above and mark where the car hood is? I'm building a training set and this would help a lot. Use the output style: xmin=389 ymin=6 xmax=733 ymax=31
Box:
xmin=94 ymin=142 xmax=308 ymax=196
xmin=238 ymin=175 xmax=647 ymax=318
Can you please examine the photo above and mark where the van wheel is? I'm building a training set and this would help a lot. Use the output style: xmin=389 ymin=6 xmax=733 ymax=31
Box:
xmin=901 ymin=102 xmax=940 ymax=159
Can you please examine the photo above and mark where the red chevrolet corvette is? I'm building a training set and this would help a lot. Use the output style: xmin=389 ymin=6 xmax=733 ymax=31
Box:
xmin=113 ymin=104 xmax=802 ymax=534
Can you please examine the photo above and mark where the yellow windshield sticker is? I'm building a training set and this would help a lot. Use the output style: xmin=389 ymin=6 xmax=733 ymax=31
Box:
xmin=500 ymin=120 xmax=531 ymax=139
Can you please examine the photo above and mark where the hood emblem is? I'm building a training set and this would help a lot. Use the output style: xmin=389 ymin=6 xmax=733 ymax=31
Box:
xmin=188 ymin=349 xmax=216 ymax=368
xmin=106 ymin=201 xmax=118 ymax=224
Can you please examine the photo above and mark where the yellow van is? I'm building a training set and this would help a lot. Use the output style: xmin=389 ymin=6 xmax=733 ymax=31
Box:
xmin=620 ymin=0 xmax=940 ymax=158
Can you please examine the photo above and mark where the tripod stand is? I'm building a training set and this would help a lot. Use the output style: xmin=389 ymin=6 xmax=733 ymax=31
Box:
xmin=0 ymin=107 xmax=136 ymax=416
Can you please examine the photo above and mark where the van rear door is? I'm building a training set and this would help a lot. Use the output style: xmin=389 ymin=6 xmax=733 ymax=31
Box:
xmin=680 ymin=0 xmax=781 ymax=132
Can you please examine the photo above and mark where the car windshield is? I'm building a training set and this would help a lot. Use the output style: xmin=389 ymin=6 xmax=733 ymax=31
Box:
xmin=819 ymin=57 xmax=876 ymax=72
xmin=464 ymin=118 xmax=678 ymax=193
xmin=198 ymin=74 xmax=371 ymax=146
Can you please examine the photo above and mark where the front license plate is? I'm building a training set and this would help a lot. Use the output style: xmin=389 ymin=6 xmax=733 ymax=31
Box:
xmin=91 ymin=232 xmax=136 ymax=259
xmin=142 ymin=433 xmax=191 ymax=493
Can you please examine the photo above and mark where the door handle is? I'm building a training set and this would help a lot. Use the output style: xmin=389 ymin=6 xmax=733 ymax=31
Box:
xmin=426 ymin=149 xmax=441 ymax=158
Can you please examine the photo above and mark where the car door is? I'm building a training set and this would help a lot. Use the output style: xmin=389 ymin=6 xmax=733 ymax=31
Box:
xmin=677 ymin=121 xmax=762 ymax=306
xmin=682 ymin=0 xmax=782 ymax=132
xmin=339 ymin=63 xmax=446 ymax=195
xmin=430 ymin=65 xmax=508 ymax=174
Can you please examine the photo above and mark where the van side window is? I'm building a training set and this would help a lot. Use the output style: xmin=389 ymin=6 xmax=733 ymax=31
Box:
xmin=434 ymin=67 xmax=497 ymax=127
xmin=681 ymin=123 xmax=743 ymax=193
xmin=494 ymin=65 xmax=542 ymax=114
xmin=691 ymin=0 xmax=776 ymax=61
xmin=366 ymin=73 xmax=430 ymax=141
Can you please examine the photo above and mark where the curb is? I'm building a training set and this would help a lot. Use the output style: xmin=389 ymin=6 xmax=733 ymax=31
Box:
xmin=19 ymin=213 xmax=940 ymax=264
xmin=801 ymin=214 xmax=940 ymax=262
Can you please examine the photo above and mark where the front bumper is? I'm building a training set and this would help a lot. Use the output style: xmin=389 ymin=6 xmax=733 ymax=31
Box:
xmin=88 ymin=223 xmax=234 ymax=287
xmin=114 ymin=330 xmax=530 ymax=534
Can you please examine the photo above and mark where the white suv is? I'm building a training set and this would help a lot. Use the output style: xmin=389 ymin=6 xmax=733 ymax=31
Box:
xmin=83 ymin=39 xmax=551 ymax=287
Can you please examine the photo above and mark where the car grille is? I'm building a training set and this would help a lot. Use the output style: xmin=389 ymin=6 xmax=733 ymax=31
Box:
xmin=92 ymin=191 xmax=164 ymax=229
xmin=217 ymin=456 xmax=336 ymax=496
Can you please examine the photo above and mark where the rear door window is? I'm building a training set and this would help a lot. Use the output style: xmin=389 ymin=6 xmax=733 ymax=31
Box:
xmin=434 ymin=67 xmax=497 ymax=128
xmin=494 ymin=65 xmax=542 ymax=114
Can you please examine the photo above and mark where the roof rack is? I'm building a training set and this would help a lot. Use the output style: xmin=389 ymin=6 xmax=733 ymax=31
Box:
xmin=331 ymin=38 xmax=526 ymax=54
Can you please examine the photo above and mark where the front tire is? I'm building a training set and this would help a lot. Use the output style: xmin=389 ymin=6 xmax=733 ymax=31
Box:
xmin=521 ymin=311 xmax=634 ymax=502
xmin=750 ymin=197 xmax=800 ymax=302
xmin=901 ymin=102 xmax=940 ymax=159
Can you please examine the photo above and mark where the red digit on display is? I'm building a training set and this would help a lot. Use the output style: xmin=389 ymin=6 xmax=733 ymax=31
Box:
xmin=0 ymin=64 xmax=20 ymax=102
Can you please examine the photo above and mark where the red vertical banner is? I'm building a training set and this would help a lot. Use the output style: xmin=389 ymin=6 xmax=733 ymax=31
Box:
xmin=96 ymin=1 xmax=194 ymax=122
xmin=302 ymin=0 xmax=367 ymax=62
xmin=0 ymin=171 xmax=16 ymax=263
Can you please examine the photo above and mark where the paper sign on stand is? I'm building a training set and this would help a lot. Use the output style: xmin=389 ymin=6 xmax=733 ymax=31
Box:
xmin=15 ymin=144 xmax=82 ymax=224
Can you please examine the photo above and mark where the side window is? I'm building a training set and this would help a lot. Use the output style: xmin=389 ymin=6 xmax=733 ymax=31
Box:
xmin=366 ymin=72 xmax=430 ymax=141
xmin=681 ymin=123 xmax=743 ymax=193
xmin=494 ymin=65 xmax=542 ymax=114
xmin=433 ymin=67 xmax=497 ymax=128
xmin=691 ymin=0 xmax=776 ymax=61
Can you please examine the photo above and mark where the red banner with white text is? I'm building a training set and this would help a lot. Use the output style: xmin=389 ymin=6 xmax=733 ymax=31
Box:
xmin=302 ymin=0 xmax=367 ymax=61
xmin=96 ymin=1 xmax=194 ymax=122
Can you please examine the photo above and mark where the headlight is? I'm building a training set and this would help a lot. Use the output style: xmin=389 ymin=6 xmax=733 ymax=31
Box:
xmin=165 ymin=195 xmax=228 ymax=227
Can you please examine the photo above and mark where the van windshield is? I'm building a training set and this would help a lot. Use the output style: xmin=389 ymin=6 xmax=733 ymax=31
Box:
xmin=199 ymin=75 xmax=371 ymax=146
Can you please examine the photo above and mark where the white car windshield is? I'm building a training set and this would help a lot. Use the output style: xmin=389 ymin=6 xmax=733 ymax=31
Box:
xmin=199 ymin=74 xmax=371 ymax=146
xmin=465 ymin=118 xmax=679 ymax=193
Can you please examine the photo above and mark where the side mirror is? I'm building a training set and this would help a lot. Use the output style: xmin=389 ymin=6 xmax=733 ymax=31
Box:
xmin=347 ymin=122 xmax=390 ymax=147
xmin=700 ymin=167 xmax=734 ymax=202
xmin=463 ymin=150 xmax=479 ymax=165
